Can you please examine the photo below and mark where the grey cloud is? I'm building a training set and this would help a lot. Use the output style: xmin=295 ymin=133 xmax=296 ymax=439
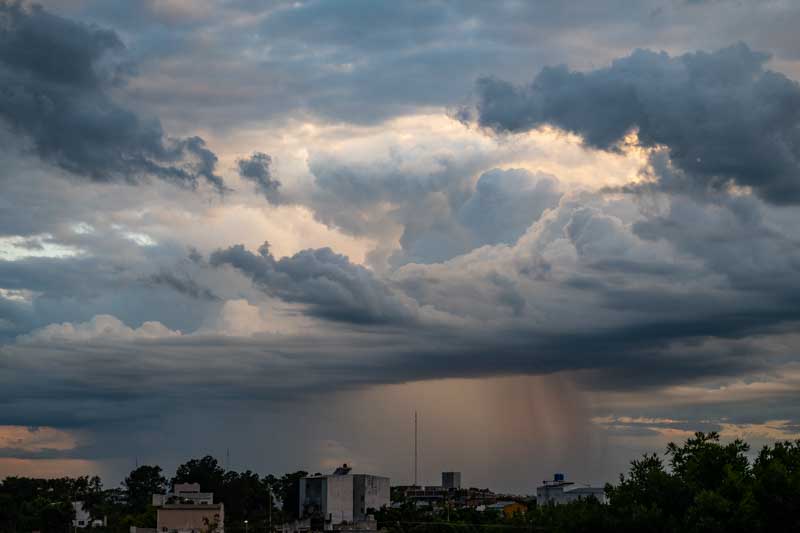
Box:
xmin=237 ymin=151 xmax=281 ymax=203
xmin=0 ymin=245 xmax=220 ymax=340
xmin=473 ymin=43 xmax=800 ymax=204
xmin=145 ymin=270 xmax=220 ymax=302
xmin=457 ymin=169 xmax=561 ymax=248
xmin=31 ymin=0 xmax=800 ymax=132
xmin=210 ymin=242 xmax=416 ymax=324
xmin=305 ymin=154 xmax=562 ymax=267
xmin=0 ymin=1 xmax=226 ymax=191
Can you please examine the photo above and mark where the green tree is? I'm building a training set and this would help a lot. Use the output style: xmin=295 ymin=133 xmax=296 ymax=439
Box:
xmin=172 ymin=456 xmax=226 ymax=494
xmin=124 ymin=465 xmax=167 ymax=514
xmin=751 ymin=440 xmax=800 ymax=531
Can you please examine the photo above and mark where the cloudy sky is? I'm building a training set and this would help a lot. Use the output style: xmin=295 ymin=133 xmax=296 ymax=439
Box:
xmin=2 ymin=0 xmax=800 ymax=493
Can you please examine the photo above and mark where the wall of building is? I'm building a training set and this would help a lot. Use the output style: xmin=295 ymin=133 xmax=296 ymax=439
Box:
xmin=325 ymin=475 xmax=354 ymax=524
xmin=156 ymin=505 xmax=224 ymax=533
xmin=351 ymin=476 xmax=389 ymax=521
xmin=299 ymin=477 xmax=327 ymax=518
xmin=442 ymin=472 xmax=461 ymax=490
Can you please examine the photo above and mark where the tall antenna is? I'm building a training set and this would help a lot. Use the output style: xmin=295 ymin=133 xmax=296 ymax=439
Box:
xmin=414 ymin=411 xmax=418 ymax=487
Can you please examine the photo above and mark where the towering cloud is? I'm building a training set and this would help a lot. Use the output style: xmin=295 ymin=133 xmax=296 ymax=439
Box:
xmin=0 ymin=1 xmax=226 ymax=191
xmin=473 ymin=43 xmax=800 ymax=204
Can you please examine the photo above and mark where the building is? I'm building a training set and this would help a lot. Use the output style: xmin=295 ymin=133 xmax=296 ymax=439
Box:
xmin=536 ymin=474 xmax=606 ymax=505
xmin=72 ymin=501 xmax=106 ymax=528
xmin=153 ymin=483 xmax=215 ymax=506
xmin=297 ymin=464 xmax=389 ymax=530
xmin=152 ymin=483 xmax=224 ymax=533
xmin=441 ymin=472 xmax=461 ymax=490
xmin=156 ymin=504 xmax=224 ymax=533
xmin=481 ymin=501 xmax=527 ymax=518
xmin=393 ymin=484 xmax=497 ymax=509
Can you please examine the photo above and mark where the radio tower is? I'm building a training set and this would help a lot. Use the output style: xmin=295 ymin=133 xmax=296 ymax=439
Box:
xmin=414 ymin=411 xmax=418 ymax=487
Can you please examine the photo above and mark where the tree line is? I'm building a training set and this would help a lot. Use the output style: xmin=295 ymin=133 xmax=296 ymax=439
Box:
xmin=1 ymin=432 xmax=799 ymax=533
xmin=0 ymin=455 xmax=308 ymax=533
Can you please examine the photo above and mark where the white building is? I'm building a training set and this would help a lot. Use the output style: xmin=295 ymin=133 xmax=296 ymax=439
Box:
xmin=72 ymin=501 xmax=106 ymax=528
xmin=536 ymin=474 xmax=606 ymax=505
xmin=298 ymin=464 xmax=389 ymax=529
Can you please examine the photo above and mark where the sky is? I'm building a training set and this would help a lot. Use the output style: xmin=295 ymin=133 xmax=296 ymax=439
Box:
xmin=2 ymin=0 xmax=800 ymax=494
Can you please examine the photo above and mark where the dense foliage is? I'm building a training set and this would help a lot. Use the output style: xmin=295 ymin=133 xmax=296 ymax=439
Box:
xmin=1 ymin=433 xmax=799 ymax=533
xmin=378 ymin=433 xmax=800 ymax=533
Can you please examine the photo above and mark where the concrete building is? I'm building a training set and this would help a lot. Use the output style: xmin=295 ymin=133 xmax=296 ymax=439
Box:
xmin=441 ymin=472 xmax=461 ymax=490
xmin=156 ymin=504 xmax=224 ymax=533
xmin=536 ymin=474 xmax=606 ymax=505
xmin=152 ymin=483 xmax=224 ymax=533
xmin=297 ymin=464 xmax=389 ymax=529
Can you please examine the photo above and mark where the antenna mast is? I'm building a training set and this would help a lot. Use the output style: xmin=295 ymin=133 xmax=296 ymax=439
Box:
xmin=414 ymin=411 xmax=418 ymax=486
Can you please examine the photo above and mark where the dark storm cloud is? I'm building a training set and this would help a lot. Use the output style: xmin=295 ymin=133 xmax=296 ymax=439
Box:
xmin=237 ymin=152 xmax=281 ymax=204
xmin=210 ymin=242 xmax=416 ymax=324
xmin=0 ymin=1 xmax=226 ymax=191
xmin=473 ymin=43 xmax=800 ymax=204
xmin=31 ymin=0 xmax=800 ymax=131
xmin=2 ymin=306 xmax=797 ymax=432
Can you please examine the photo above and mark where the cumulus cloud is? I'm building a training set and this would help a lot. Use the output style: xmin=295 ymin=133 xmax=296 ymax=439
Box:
xmin=473 ymin=43 xmax=800 ymax=204
xmin=305 ymin=147 xmax=563 ymax=266
xmin=20 ymin=314 xmax=181 ymax=342
xmin=0 ymin=1 xmax=226 ymax=191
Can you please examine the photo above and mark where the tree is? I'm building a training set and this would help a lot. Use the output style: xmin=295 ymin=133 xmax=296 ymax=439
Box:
xmin=124 ymin=465 xmax=167 ymax=514
xmin=275 ymin=471 xmax=307 ymax=520
xmin=751 ymin=440 xmax=800 ymax=531
xmin=173 ymin=456 xmax=225 ymax=495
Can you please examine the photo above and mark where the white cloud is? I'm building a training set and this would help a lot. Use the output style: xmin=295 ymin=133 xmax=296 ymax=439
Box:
xmin=21 ymin=315 xmax=182 ymax=343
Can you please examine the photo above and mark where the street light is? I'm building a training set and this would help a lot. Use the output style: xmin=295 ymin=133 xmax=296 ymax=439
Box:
xmin=244 ymin=519 xmax=249 ymax=533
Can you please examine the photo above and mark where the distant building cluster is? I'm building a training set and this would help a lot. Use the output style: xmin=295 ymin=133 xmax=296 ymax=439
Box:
xmin=392 ymin=471 xmax=604 ymax=516
xmin=131 ymin=466 xmax=604 ymax=533
xmin=535 ymin=473 xmax=607 ymax=505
